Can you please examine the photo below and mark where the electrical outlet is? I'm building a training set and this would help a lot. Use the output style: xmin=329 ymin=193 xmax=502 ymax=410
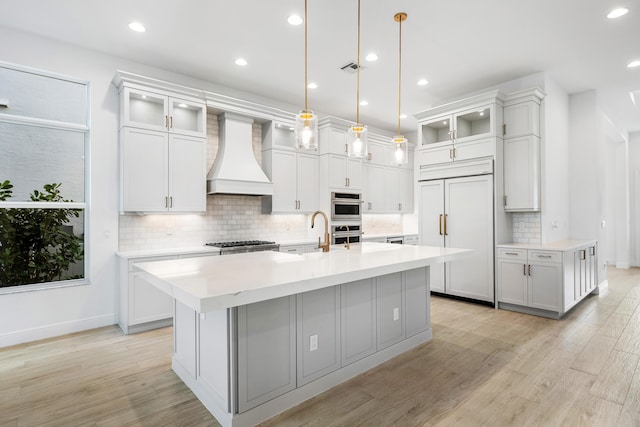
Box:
xmin=393 ymin=307 xmax=399 ymax=321
xmin=310 ymin=334 xmax=318 ymax=352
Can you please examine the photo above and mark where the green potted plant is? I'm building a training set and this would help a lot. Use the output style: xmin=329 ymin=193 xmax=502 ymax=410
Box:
xmin=0 ymin=180 xmax=83 ymax=288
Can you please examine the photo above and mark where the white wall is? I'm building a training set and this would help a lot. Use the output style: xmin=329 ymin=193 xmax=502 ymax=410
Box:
xmin=540 ymin=76 xmax=571 ymax=243
xmin=630 ymin=132 xmax=640 ymax=266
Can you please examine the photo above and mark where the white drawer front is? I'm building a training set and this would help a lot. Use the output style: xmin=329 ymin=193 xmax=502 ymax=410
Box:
xmin=497 ymin=248 xmax=527 ymax=261
xmin=529 ymin=250 xmax=561 ymax=263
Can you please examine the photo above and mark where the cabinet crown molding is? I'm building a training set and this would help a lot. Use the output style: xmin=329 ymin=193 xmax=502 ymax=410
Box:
xmin=504 ymin=88 xmax=546 ymax=106
xmin=413 ymin=89 xmax=506 ymax=122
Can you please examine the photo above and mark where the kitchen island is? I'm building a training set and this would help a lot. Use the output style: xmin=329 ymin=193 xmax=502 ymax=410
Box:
xmin=134 ymin=242 xmax=469 ymax=427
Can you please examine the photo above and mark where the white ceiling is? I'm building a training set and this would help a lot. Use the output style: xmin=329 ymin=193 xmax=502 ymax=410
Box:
xmin=1 ymin=0 xmax=639 ymax=134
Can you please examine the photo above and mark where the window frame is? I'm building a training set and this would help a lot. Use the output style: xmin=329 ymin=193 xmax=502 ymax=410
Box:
xmin=0 ymin=61 xmax=90 ymax=294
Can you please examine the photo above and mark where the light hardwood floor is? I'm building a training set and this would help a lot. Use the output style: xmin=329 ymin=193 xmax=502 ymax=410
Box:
xmin=2 ymin=267 xmax=640 ymax=426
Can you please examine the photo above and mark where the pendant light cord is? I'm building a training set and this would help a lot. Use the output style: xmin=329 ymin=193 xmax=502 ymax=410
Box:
xmin=397 ymin=14 xmax=402 ymax=136
xmin=304 ymin=0 xmax=308 ymax=113
xmin=356 ymin=0 xmax=361 ymax=125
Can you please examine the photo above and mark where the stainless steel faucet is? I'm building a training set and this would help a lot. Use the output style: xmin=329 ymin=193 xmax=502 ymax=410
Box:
xmin=311 ymin=210 xmax=330 ymax=252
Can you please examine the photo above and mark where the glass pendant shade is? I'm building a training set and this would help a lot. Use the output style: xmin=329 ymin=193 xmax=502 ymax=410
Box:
xmin=295 ymin=110 xmax=318 ymax=150
xmin=391 ymin=135 xmax=408 ymax=165
xmin=347 ymin=124 xmax=368 ymax=158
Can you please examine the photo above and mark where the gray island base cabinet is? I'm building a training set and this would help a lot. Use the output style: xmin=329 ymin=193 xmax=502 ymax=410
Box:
xmin=497 ymin=240 xmax=598 ymax=319
xmin=134 ymin=244 xmax=465 ymax=427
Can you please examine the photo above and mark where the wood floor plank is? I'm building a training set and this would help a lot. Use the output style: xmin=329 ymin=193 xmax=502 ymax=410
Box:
xmin=570 ymin=334 xmax=618 ymax=375
xmin=617 ymin=360 xmax=640 ymax=426
xmin=598 ymin=312 xmax=631 ymax=338
xmin=590 ymin=350 xmax=640 ymax=405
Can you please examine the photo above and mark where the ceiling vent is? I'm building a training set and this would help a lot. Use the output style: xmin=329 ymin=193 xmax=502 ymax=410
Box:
xmin=340 ymin=61 xmax=365 ymax=73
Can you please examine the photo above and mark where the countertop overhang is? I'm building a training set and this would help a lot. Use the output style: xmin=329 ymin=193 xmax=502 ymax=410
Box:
xmin=134 ymin=242 xmax=470 ymax=313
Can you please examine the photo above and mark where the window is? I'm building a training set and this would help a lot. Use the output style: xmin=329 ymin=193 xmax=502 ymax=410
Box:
xmin=0 ymin=62 xmax=89 ymax=291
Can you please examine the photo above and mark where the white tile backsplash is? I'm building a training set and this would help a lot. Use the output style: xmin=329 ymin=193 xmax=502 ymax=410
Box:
xmin=511 ymin=212 xmax=542 ymax=244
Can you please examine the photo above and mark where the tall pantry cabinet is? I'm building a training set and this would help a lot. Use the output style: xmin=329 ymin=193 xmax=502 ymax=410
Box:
xmin=415 ymin=90 xmax=511 ymax=304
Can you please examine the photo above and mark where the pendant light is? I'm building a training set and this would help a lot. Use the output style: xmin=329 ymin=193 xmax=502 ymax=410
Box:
xmin=347 ymin=0 xmax=368 ymax=158
xmin=295 ymin=0 xmax=318 ymax=150
xmin=391 ymin=12 xmax=408 ymax=165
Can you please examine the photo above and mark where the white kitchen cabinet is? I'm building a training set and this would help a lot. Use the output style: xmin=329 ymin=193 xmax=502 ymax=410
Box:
xmin=364 ymin=165 xmax=413 ymax=214
xmin=415 ymin=91 xmax=504 ymax=169
xmin=114 ymin=74 xmax=208 ymax=214
xmin=329 ymin=154 xmax=362 ymax=191
xmin=502 ymin=88 xmax=544 ymax=212
xmin=497 ymin=249 xmax=562 ymax=312
xmin=118 ymin=251 xmax=218 ymax=334
xmin=263 ymin=148 xmax=318 ymax=213
xmin=503 ymin=135 xmax=540 ymax=211
xmin=120 ymin=87 xmax=206 ymax=138
xmin=120 ymin=128 xmax=206 ymax=212
xmin=497 ymin=241 xmax=598 ymax=318
xmin=417 ymin=137 xmax=495 ymax=167
xmin=574 ymin=243 xmax=598 ymax=301
xmin=419 ymin=104 xmax=496 ymax=146
xmin=419 ymin=174 xmax=494 ymax=302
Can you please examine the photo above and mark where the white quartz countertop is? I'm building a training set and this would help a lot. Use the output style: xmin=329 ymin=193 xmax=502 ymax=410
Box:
xmin=497 ymin=239 xmax=597 ymax=252
xmin=134 ymin=242 xmax=470 ymax=313
xmin=117 ymin=246 xmax=221 ymax=259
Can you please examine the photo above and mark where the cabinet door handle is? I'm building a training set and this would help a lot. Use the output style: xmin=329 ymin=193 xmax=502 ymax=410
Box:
xmin=528 ymin=264 xmax=532 ymax=276
xmin=368 ymin=202 xmax=372 ymax=210
xmin=504 ymin=195 xmax=508 ymax=207
xmin=444 ymin=214 xmax=448 ymax=235
xmin=439 ymin=214 xmax=443 ymax=235
xmin=165 ymin=196 xmax=168 ymax=208
xmin=453 ymin=148 xmax=457 ymax=159
xmin=399 ymin=203 xmax=402 ymax=211
xmin=345 ymin=143 xmax=348 ymax=154
xmin=169 ymin=196 xmax=173 ymax=208
xmin=367 ymin=153 xmax=372 ymax=161
xmin=165 ymin=115 xmax=169 ymax=128
xmin=503 ymin=123 xmax=507 ymax=136
xmin=170 ymin=115 xmax=173 ymax=129
xmin=452 ymin=129 xmax=456 ymax=140
xmin=581 ymin=250 xmax=586 ymax=260
xmin=448 ymin=130 xmax=453 ymax=141
xmin=523 ymin=264 xmax=527 ymax=276
xmin=449 ymin=148 xmax=453 ymax=159
xmin=590 ymin=246 xmax=595 ymax=256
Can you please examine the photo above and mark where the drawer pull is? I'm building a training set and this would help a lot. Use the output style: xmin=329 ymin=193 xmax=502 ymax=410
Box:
xmin=504 ymin=252 xmax=519 ymax=256
xmin=537 ymin=255 xmax=552 ymax=258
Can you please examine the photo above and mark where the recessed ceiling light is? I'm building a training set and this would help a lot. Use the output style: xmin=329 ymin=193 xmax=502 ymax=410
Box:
xmin=288 ymin=14 xmax=303 ymax=25
xmin=128 ymin=22 xmax=146 ymax=33
xmin=400 ymin=114 xmax=407 ymax=119
xmin=235 ymin=58 xmax=248 ymax=66
xmin=307 ymin=82 xmax=318 ymax=89
xmin=365 ymin=53 xmax=378 ymax=62
xmin=628 ymin=60 xmax=640 ymax=68
xmin=417 ymin=79 xmax=429 ymax=86
xmin=360 ymin=100 xmax=368 ymax=106
xmin=607 ymin=7 xmax=629 ymax=19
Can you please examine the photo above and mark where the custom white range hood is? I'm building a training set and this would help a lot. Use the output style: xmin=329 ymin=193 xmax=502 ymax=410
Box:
xmin=206 ymin=112 xmax=274 ymax=196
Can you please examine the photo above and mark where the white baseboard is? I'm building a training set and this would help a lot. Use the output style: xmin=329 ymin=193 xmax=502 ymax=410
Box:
xmin=616 ymin=262 xmax=631 ymax=269
xmin=0 ymin=314 xmax=116 ymax=348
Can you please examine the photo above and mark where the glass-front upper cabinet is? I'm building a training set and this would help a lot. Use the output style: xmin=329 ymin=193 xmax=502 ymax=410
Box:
xmin=420 ymin=104 xmax=495 ymax=146
xmin=121 ymin=87 xmax=206 ymax=138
